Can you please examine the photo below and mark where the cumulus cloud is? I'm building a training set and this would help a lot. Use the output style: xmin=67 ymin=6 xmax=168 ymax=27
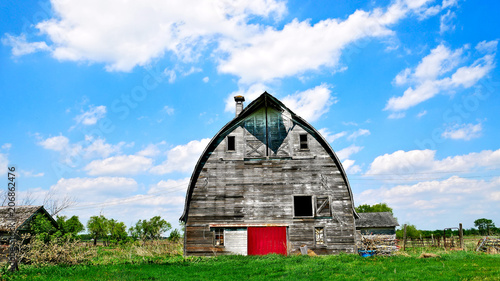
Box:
xmin=74 ymin=105 xmax=107 ymax=126
xmin=224 ymin=83 xmax=269 ymax=113
xmin=318 ymin=128 xmax=347 ymax=143
xmin=148 ymin=178 xmax=190 ymax=195
xmin=439 ymin=10 xmax=456 ymax=34
xmin=84 ymin=155 xmax=153 ymax=176
xmin=386 ymin=41 xmax=497 ymax=112
xmin=366 ymin=148 xmax=500 ymax=176
xmin=218 ymin=0 xmax=432 ymax=83
xmin=51 ymin=177 xmax=138 ymax=198
xmin=355 ymin=176 xmax=500 ymax=228
xmin=442 ymin=122 xmax=482 ymax=140
xmin=1 ymin=34 xmax=50 ymax=56
xmin=337 ymin=144 xmax=363 ymax=160
xmin=150 ymin=138 xmax=210 ymax=174
xmin=20 ymin=0 xmax=285 ymax=71
xmin=38 ymin=135 xmax=125 ymax=165
xmin=347 ymin=128 xmax=370 ymax=140
xmin=282 ymin=84 xmax=335 ymax=122
xmin=0 ymin=153 xmax=7 ymax=175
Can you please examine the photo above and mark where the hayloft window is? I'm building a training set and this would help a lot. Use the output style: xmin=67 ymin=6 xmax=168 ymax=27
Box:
xmin=214 ymin=229 xmax=224 ymax=246
xmin=315 ymin=227 xmax=325 ymax=245
xmin=315 ymin=196 xmax=331 ymax=217
xmin=294 ymin=196 xmax=313 ymax=217
xmin=299 ymin=134 xmax=308 ymax=150
xmin=227 ymin=136 xmax=236 ymax=151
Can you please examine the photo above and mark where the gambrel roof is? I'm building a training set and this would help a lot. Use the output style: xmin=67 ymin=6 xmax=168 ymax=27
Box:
xmin=180 ymin=92 xmax=358 ymax=222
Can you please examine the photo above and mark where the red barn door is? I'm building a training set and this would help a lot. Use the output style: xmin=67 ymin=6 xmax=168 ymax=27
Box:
xmin=247 ymin=227 xmax=287 ymax=255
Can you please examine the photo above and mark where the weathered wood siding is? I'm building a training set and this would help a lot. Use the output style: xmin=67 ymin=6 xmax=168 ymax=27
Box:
xmin=184 ymin=101 xmax=356 ymax=256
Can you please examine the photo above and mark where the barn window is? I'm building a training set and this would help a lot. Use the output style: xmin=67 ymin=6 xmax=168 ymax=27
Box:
xmin=299 ymin=134 xmax=308 ymax=150
xmin=227 ymin=136 xmax=236 ymax=151
xmin=214 ymin=229 xmax=224 ymax=246
xmin=294 ymin=196 xmax=313 ymax=217
xmin=315 ymin=196 xmax=331 ymax=217
xmin=315 ymin=227 xmax=325 ymax=245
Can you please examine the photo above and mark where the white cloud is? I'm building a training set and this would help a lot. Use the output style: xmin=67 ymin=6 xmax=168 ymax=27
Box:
xmin=137 ymin=142 xmax=166 ymax=158
xmin=20 ymin=170 xmax=45 ymax=177
xmin=0 ymin=153 xmax=7 ymax=175
xmin=51 ymin=177 xmax=138 ymax=198
xmin=202 ymin=77 xmax=209 ymax=83
xmin=386 ymin=41 xmax=496 ymax=112
xmin=38 ymin=135 xmax=126 ymax=166
xmin=439 ymin=10 xmax=456 ymax=34
xmin=342 ymin=159 xmax=361 ymax=174
xmin=318 ymin=128 xmax=346 ymax=143
xmin=163 ymin=106 xmax=175 ymax=116
xmin=366 ymin=148 xmax=500 ymax=176
xmin=1 ymin=143 xmax=12 ymax=150
xmin=282 ymin=84 xmax=335 ymax=122
xmin=337 ymin=144 xmax=363 ymax=160
xmin=347 ymin=128 xmax=370 ymax=140
xmin=476 ymin=40 xmax=498 ymax=53
xmin=148 ymin=178 xmax=190 ymax=195
xmin=355 ymin=176 xmax=500 ymax=229
xmin=84 ymin=155 xmax=153 ymax=176
xmin=74 ymin=105 xmax=107 ymax=126
xmin=218 ymin=0 xmax=431 ymax=83
xmin=442 ymin=122 xmax=482 ymax=140
xmin=388 ymin=112 xmax=406 ymax=119
xmin=1 ymin=34 xmax=50 ymax=56
xmin=416 ymin=110 xmax=427 ymax=118
xmin=38 ymin=135 xmax=70 ymax=151
xmin=150 ymin=138 xmax=210 ymax=174
xmin=224 ymin=83 xmax=269 ymax=113
xmin=27 ymin=0 xmax=285 ymax=71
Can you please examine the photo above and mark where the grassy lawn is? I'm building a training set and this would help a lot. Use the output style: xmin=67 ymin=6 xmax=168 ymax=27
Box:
xmin=2 ymin=251 xmax=499 ymax=281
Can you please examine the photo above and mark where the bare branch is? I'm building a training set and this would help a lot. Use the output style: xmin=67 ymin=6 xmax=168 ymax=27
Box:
xmin=43 ymin=190 xmax=77 ymax=216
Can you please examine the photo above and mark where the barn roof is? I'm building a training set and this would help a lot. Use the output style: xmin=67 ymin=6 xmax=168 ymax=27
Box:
xmin=180 ymin=92 xmax=358 ymax=222
xmin=355 ymin=212 xmax=399 ymax=228
xmin=0 ymin=205 xmax=56 ymax=232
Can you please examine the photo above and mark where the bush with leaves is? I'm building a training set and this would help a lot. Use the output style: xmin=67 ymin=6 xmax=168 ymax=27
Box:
xmin=356 ymin=203 xmax=393 ymax=214
xmin=87 ymin=215 xmax=109 ymax=246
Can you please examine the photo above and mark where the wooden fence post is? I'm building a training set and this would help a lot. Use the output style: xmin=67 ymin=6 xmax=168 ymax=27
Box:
xmin=403 ymin=224 xmax=407 ymax=251
xmin=443 ymin=229 xmax=446 ymax=249
xmin=459 ymin=223 xmax=464 ymax=250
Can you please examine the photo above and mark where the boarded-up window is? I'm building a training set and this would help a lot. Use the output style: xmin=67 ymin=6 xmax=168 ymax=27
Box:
xmin=214 ymin=229 xmax=224 ymax=246
xmin=294 ymin=196 xmax=313 ymax=217
xmin=315 ymin=227 xmax=325 ymax=245
xmin=227 ymin=136 xmax=236 ymax=151
xmin=299 ymin=134 xmax=308 ymax=149
xmin=315 ymin=196 xmax=331 ymax=217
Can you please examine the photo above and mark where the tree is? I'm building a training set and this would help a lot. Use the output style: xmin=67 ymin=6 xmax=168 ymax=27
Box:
xmin=30 ymin=214 xmax=58 ymax=242
xmin=396 ymin=224 xmax=421 ymax=239
xmin=43 ymin=190 xmax=76 ymax=216
xmin=474 ymin=218 xmax=495 ymax=235
xmin=87 ymin=215 xmax=109 ymax=246
xmin=355 ymin=203 xmax=393 ymax=214
xmin=56 ymin=215 xmax=85 ymax=239
xmin=168 ymin=229 xmax=181 ymax=242
xmin=108 ymin=219 xmax=128 ymax=244
xmin=130 ymin=216 xmax=172 ymax=241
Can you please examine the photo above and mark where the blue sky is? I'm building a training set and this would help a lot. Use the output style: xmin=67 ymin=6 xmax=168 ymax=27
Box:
xmin=1 ymin=0 xmax=499 ymax=232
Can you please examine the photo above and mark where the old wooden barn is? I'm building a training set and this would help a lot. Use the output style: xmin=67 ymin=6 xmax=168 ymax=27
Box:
xmin=180 ymin=92 xmax=359 ymax=256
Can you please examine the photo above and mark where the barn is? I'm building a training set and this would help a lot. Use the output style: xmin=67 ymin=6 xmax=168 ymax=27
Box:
xmin=180 ymin=92 xmax=359 ymax=256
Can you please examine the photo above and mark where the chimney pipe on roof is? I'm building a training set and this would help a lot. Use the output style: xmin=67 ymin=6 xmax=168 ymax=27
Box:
xmin=234 ymin=95 xmax=245 ymax=117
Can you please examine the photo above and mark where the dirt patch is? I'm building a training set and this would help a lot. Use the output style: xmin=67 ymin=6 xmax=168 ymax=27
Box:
xmin=419 ymin=253 xmax=440 ymax=258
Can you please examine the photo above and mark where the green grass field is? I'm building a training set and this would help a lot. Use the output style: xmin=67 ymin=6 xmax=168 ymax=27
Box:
xmin=2 ymin=251 xmax=499 ymax=281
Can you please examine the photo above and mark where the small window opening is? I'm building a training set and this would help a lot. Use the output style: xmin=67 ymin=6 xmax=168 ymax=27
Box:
xmin=299 ymin=134 xmax=308 ymax=150
xmin=294 ymin=196 xmax=313 ymax=217
xmin=214 ymin=229 xmax=224 ymax=246
xmin=315 ymin=227 xmax=325 ymax=245
xmin=227 ymin=136 xmax=236 ymax=151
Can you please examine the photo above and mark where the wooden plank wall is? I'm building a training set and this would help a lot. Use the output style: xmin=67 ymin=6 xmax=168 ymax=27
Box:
xmin=185 ymin=110 xmax=356 ymax=256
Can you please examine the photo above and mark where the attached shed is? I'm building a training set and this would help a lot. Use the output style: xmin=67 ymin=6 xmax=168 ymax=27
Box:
xmin=0 ymin=205 xmax=57 ymax=243
xmin=180 ymin=92 xmax=359 ymax=256
xmin=355 ymin=212 xmax=399 ymax=235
